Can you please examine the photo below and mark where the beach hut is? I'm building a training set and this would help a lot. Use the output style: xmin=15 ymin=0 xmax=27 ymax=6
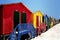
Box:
xmin=44 ymin=14 xmax=50 ymax=31
xmin=0 ymin=2 xmax=32 ymax=40
xmin=49 ymin=17 xmax=54 ymax=28
xmin=31 ymin=11 xmax=45 ymax=35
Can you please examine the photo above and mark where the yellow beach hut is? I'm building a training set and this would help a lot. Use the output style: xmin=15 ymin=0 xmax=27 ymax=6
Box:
xmin=32 ymin=11 xmax=43 ymax=28
xmin=31 ymin=11 xmax=44 ymax=35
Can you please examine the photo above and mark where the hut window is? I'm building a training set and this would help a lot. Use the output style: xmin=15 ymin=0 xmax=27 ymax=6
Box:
xmin=21 ymin=12 xmax=26 ymax=23
xmin=14 ymin=11 xmax=19 ymax=29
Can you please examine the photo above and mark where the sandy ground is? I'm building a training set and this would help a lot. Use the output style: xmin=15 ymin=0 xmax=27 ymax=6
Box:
xmin=31 ymin=23 xmax=60 ymax=40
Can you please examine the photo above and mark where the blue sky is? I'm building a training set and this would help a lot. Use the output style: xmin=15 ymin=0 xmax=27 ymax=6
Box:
xmin=0 ymin=0 xmax=60 ymax=19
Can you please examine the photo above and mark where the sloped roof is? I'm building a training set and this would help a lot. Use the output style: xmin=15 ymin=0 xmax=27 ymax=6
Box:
xmin=0 ymin=2 xmax=32 ymax=13
xmin=33 ymin=10 xmax=43 ymax=16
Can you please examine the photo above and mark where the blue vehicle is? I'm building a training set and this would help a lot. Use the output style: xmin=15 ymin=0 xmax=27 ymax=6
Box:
xmin=9 ymin=23 xmax=36 ymax=40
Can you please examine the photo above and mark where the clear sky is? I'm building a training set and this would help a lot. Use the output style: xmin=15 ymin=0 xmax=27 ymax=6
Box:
xmin=0 ymin=0 xmax=60 ymax=19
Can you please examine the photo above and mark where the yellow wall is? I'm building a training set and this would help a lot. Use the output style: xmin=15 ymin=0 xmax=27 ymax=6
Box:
xmin=32 ymin=11 xmax=43 ymax=28
xmin=50 ymin=18 xmax=54 ymax=28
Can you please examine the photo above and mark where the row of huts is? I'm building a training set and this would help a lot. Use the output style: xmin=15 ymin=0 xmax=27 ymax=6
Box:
xmin=0 ymin=2 xmax=54 ymax=40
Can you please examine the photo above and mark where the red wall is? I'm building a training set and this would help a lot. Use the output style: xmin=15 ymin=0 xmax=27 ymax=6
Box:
xmin=0 ymin=3 xmax=32 ymax=35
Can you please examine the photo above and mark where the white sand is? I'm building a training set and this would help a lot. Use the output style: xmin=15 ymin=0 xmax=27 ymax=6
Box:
xmin=31 ymin=23 xmax=60 ymax=40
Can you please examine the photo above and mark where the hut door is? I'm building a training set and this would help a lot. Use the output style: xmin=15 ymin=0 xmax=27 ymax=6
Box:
xmin=42 ymin=16 xmax=44 ymax=22
xmin=14 ymin=11 xmax=19 ymax=28
xmin=21 ymin=12 xmax=26 ymax=23
xmin=36 ymin=16 xmax=41 ymax=35
xmin=36 ymin=16 xmax=39 ymax=27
